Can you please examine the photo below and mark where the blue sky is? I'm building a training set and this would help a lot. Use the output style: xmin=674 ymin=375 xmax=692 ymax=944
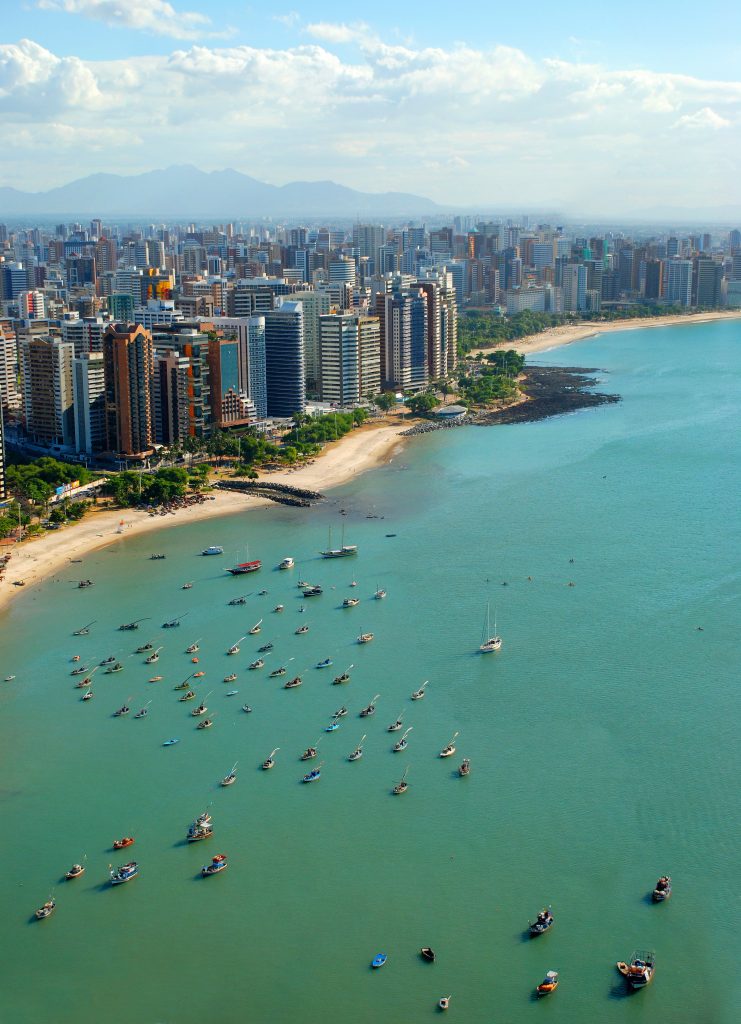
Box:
xmin=1 ymin=1 xmax=740 ymax=212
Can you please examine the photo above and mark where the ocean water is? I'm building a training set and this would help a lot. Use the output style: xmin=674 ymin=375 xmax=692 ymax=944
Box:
xmin=1 ymin=321 xmax=740 ymax=1024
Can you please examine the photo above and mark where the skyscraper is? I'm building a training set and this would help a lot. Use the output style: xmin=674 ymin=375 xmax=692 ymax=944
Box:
xmin=0 ymin=403 xmax=6 ymax=501
xmin=693 ymin=258 xmax=722 ymax=306
xmin=20 ymin=336 xmax=75 ymax=447
xmin=72 ymin=353 xmax=106 ymax=454
xmin=319 ymin=313 xmax=381 ymax=405
xmin=561 ymin=264 xmax=587 ymax=312
xmin=664 ymin=259 xmax=693 ymax=307
xmin=103 ymin=324 xmax=154 ymax=456
xmin=205 ymin=316 xmax=267 ymax=419
xmin=265 ymin=301 xmax=306 ymax=417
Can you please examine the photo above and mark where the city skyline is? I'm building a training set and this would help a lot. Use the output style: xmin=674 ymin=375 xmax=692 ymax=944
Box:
xmin=1 ymin=1 xmax=740 ymax=215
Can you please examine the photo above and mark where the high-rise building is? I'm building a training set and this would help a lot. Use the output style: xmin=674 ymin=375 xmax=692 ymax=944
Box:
xmin=152 ymin=347 xmax=190 ymax=445
xmin=379 ymin=289 xmax=428 ymax=391
xmin=204 ymin=316 xmax=267 ymax=420
xmin=561 ymin=264 xmax=587 ymax=312
xmin=61 ymin=315 xmax=111 ymax=357
xmin=0 ymin=320 xmax=20 ymax=413
xmin=103 ymin=324 xmax=154 ymax=456
xmin=328 ymin=256 xmax=356 ymax=287
xmin=72 ymin=353 xmax=106 ymax=454
xmin=352 ymin=224 xmax=386 ymax=272
xmin=291 ymin=290 xmax=331 ymax=393
xmin=0 ymin=403 xmax=6 ymax=500
xmin=664 ymin=259 xmax=693 ymax=307
xmin=264 ymin=301 xmax=306 ymax=417
xmin=319 ymin=313 xmax=381 ymax=405
xmin=20 ymin=336 xmax=75 ymax=447
xmin=643 ymin=259 xmax=663 ymax=301
xmin=151 ymin=326 xmax=211 ymax=439
xmin=693 ymin=258 xmax=722 ymax=306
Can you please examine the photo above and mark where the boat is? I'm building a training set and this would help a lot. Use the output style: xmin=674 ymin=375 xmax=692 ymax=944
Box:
xmin=529 ymin=907 xmax=554 ymax=936
xmin=392 ymin=767 xmax=410 ymax=794
xmin=374 ymin=587 xmax=387 ymax=600
xmin=174 ymin=675 xmax=194 ymax=690
xmin=393 ymin=726 xmax=413 ymax=752
xmin=150 ymin=554 xmax=166 ymax=560
xmin=420 ymin=947 xmax=435 ymax=962
xmin=223 ymin=673 xmax=238 ymax=683
xmin=343 ymin=597 xmax=360 ymax=608
xmin=349 ymin=580 xmax=357 ymax=587
xmin=357 ymin=632 xmax=374 ymax=644
xmin=348 ymin=735 xmax=366 ymax=761
xmin=182 ymin=582 xmax=193 ymax=590
xmin=35 ymin=898 xmax=56 ymax=920
xmin=321 ymin=526 xmax=358 ymax=558
xmin=388 ymin=714 xmax=404 ymax=732
xmin=617 ymin=951 xmax=655 ymax=988
xmin=71 ymin=656 xmax=80 ymax=662
xmin=145 ymin=648 xmax=162 ymax=664
xmin=75 ymin=676 xmax=93 ymax=689
xmin=297 ymin=579 xmax=310 ymax=588
xmin=65 ymin=863 xmax=85 ymax=880
xmin=105 ymin=662 xmax=124 ymax=674
xmin=112 ymin=837 xmax=135 ymax=850
xmin=249 ymin=659 xmax=264 ymax=671
xmin=179 ymin=690 xmax=196 ymax=701
xmin=73 ymin=621 xmax=96 ymax=636
xmin=81 ymin=690 xmax=94 ymax=701
xmin=193 ymin=671 xmax=205 ymax=678
xmin=536 ymin=970 xmax=559 ymax=996
xmin=162 ymin=614 xmax=186 ymax=629
xmin=262 ymin=748 xmax=279 ymax=770
xmin=226 ymin=560 xmax=261 ymax=576
xmin=202 ymin=545 xmax=224 ymax=556
xmin=195 ymin=811 xmax=212 ymax=826
xmin=273 ymin=605 xmax=284 ymax=613
xmin=334 ymin=706 xmax=348 ymax=717
xmin=325 ymin=718 xmax=341 ymax=732
xmin=278 ymin=557 xmax=294 ymax=570
xmin=371 ymin=953 xmax=387 ymax=969
xmin=148 ymin=675 xmax=163 ymax=683
xmin=134 ymin=701 xmax=151 ymax=718
xmin=360 ymin=694 xmax=380 ymax=717
xmin=458 ymin=758 xmax=471 ymax=777
xmin=316 ymin=657 xmax=333 ymax=669
xmin=113 ymin=703 xmax=130 ymax=716
xmin=295 ymin=624 xmax=309 ymax=635
xmin=228 ymin=595 xmax=247 ymax=606
xmin=300 ymin=746 xmax=318 ymax=761
xmin=227 ymin=636 xmax=247 ymax=655
xmin=163 ymin=738 xmax=180 ymax=746
xmin=302 ymin=762 xmax=323 ymax=783
xmin=270 ymin=666 xmax=288 ymax=678
xmin=136 ymin=642 xmax=154 ymax=654
xmin=118 ymin=619 xmax=148 ymax=631
xmin=438 ymin=996 xmax=451 ymax=1011
xmin=100 ymin=655 xmax=117 ymax=666
xmin=77 ymin=579 xmax=94 ymax=589
xmin=303 ymin=585 xmax=323 ymax=597
xmin=652 ymin=875 xmax=672 ymax=901
xmin=479 ymin=603 xmax=502 ymax=653
xmin=258 ymin=589 xmax=268 ymax=596
xmin=439 ymin=731 xmax=459 ymax=758
xmin=202 ymin=854 xmax=228 ymax=876
xmin=333 ymin=664 xmax=353 ymax=684
xmin=187 ymin=823 xmax=214 ymax=842
xmin=71 ymin=664 xmax=90 ymax=676
xmin=258 ymin=642 xmax=273 ymax=653
xmin=196 ymin=718 xmax=214 ymax=730
xmin=110 ymin=862 xmax=138 ymax=885
xmin=186 ymin=641 xmax=201 ymax=654
xmin=411 ymin=680 xmax=429 ymax=700
xmin=284 ymin=676 xmax=302 ymax=689
xmin=248 ymin=619 xmax=263 ymax=635
xmin=242 ymin=704 xmax=253 ymax=713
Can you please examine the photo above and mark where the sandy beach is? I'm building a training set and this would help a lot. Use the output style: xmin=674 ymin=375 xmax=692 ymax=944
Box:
xmin=0 ymin=420 xmax=408 ymax=614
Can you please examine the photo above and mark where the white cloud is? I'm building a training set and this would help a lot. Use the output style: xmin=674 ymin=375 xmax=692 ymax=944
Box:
xmin=305 ymin=22 xmax=370 ymax=45
xmin=37 ymin=0 xmax=223 ymax=41
xmin=273 ymin=12 xmax=301 ymax=29
xmin=675 ymin=106 xmax=731 ymax=130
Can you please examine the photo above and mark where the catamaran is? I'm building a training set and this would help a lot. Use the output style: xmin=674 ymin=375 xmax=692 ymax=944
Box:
xmin=480 ymin=603 xmax=502 ymax=653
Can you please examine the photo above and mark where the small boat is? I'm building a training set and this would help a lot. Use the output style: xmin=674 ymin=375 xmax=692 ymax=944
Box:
xmin=411 ymin=680 xmax=429 ymax=700
xmin=273 ymin=605 xmax=284 ymax=613
xmin=617 ymin=951 xmax=655 ymax=988
xmin=202 ymin=854 xmax=228 ymax=876
xmin=438 ymin=996 xmax=451 ymax=1011
xmin=75 ymin=677 xmax=93 ymax=689
xmin=110 ymin=862 xmax=138 ymax=885
xmin=77 ymin=579 xmax=94 ymax=589
xmin=196 ymin=718 xmax=214 ymax=730
xmin=325 ymin=718 xmax=341 ymax=732
xmin=536 ymin=970 xmax=559 ymax=997
xmin=150 ymin=554 xmax=166 ymax=560
xmin=81 ymin=690 xmax=94 ymax=701
xmin=221 ymin=763 xmax=238 ymax=786
xmin=374 ymin=587 xmax=387 ymax=600
xmin=187 ymin=823 xmax=214 ymax=842
xmin=227 ymin=636 xmax=247 ymax=655
xmin=113 ymin=703 xmax=130 ymax=717
xmin=228 ymin=595 xmax=247 ymax=606
xmin=105 ymin=662 xmax=124 ymax=675
xmin=301 ymin=745 xmax=318 ymax=761
xmin=334 ymin=705 xmax=348 ymax=718
xmin=348 ymin=735 xmax=366 ymax=761
xmin=192 ymin=702 xmax=208 ymax=717
xmin=35 ymin=898 xmax=56 ymax=920
xmin=303 ymin=585 xmax=323 ymax=597
xmin=162 ymin=615 xmax=185 ymax=629
xmin=258 ymin=642 xmax=274 ymax=653
xmin=113 ymin=837 xmax=135 ymax=850
xmin=226 ymin=560 xmax=262 ymax=576
xmin=393 ymin=726 xmax=413 ymax=752
xmin=302 ymin=762 xmax=323 ymax=783
xmin=182 ymin=582 xmax=193 ymax=590
xmin=357 ymin=632 xmax=374 ymax=644
xmin=148 ymin=676 xmax=163 ymax=683
xmin=71 ymin=664 xmax=90 ymax=677
xmin=343 ymin=597 xmax=360 ymax=608
xmin=174 ymin=676 xmax=194 ymax=690
xmin=185 ymin=641 xmax=200 ymax=654
xmin=134 ymin=702 xmax=152 ymax=719
xmin=262 ymin=748 xmax=279 ymax=770
xmin=284 ymin=676 xmax=302 ymax=689
xmin=73 ymin=621 xmax=96 ymax=636
xmin=392 ymin=767 xmax=410 ymax=795
xmin=439 ymin=731 xmax=459 ymax=758
xmin=388 ymin=716 xmax=404 ymax=733
xmin=652 ymin=875 xmax=672 ymax=902
xmin=145 ymin=647 xmax=162 ymax=664
xmin=321 ymin=527 xmax=357 ymax=559
xmin=297 ymin=579 xmax=310 ymax=588
xmin=119 ymin=620 xmax=146 ymax=632
xmin=248 ymin=619 xmax=263 ymax=635
xmin=279 ymin=557 xmax=294 ymax=570
xmin=349 ymin=580 xmax=357 ymax=588
xmin=258 ymin=589 xmax=268 ymax=596
xmin=295 ymin=624 xmax=309 ymax=635
xmin=270 ymin=666 xmax=288 ymax=678
xmin=71 ymin=656 xmax=80 ymax=662
xmin=202 ymin=545 xmax=224 ymax=556
xmin=529 ymin=907 xmax=554 ymax=936
xmin=420 ymin=947 xmax=435 ymax=962
xmin=100 ymin=655 xmax=117 ymax=666
xmin=316 ymin=657 xmax=333 ymax=669
xmin=226 ymin=689 xmax=239 ymax=697
xmin=333 ymin=664 xmax=353 ymax=685
xmin=458 ymin=758 xmax=471 ymax=777
xmin=479 ymin=603 xmax=502 ymax=653
xmin=136 ymin=642 xmax=154 ymax=654
xmin=193 ymin=671 xmax=205 ymax=678
xmin=65 ymin=863 xmax=85 ymax=880
xmin=223 ymin=673 xmax=238 ymax=683
xmin=162 ymin=738 xmax=180 ymax=746
xmin=179 ymin=690 xmax=196 ymax=702
xmin=360 ymin=694 xmax=380 ymax=717
xmin=371 ymin=953 xmax=387 ymax=969
xmin=242 ymin=705 xmax=253 ymax=713
xmin=249 ymin=659 xmax=264 ymax=670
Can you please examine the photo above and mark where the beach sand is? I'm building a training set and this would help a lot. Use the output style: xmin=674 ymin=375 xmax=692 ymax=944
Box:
xmin=0 ymin=420 xmax=408 ymax=614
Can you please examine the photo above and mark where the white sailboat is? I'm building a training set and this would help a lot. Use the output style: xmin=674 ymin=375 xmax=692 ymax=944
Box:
xmin=321 ymin=525 xmax=357 ymax=558
xmin=479 ymin=603 xmax=502 ymax=653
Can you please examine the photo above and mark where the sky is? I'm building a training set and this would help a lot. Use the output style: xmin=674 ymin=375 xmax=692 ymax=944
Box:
xmin=1 ymin=0 xmax=740 ymax=214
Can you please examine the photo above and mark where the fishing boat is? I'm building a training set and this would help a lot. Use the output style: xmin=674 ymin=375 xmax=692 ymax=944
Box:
xmin=228 ymin=595 xmax=247 ymax=606
xmin=77 ymin=579 xmax=94 ymax=589
xmin=325 ymin=718 xmax=341 ymax=732
xmin=113 ymin=837 xmax=134 ymax=850
xmin=100 ymin=655 xmax=117 ymax=666
xmin=221 ymin=763 xmax=238 ymax=786
xmin=321 ymin=526 xmax=357 ymax=558
xmin=73 ymin=621 xmax=96 ymax=636
xmin=192 ymin=701 xmax=208 ymax=716
xmin=300 ymin=746 xmax=318 ymax=761
xmin=316 ymin=657 xmax=333 ymax=669
xmin=458 ymin=758 xmax=471 ymax=777
xmin=249 ymin=659 xmax=264 ymax=670
xmin=71 ymin=664 xmax=89 ymax=676
xmin=411 ymin=680 xmax=429 ymax=700
xmin=242 ymin=704 xmax=253 ymax=713
xmin=118 ymin=619 xmax=146 ymax=631
xmin=439 ymin=731 xmax=459 ymax=758
xmin=227 ymin=636 xmax=247 ymax=655
xmin=392 ymin=767 xmax=409 ymax=794
xmin=81 ymin=690 xmax=94 ymax=701
xmin=279 ymin=557 xmax=295 ymax=570
xmin=196 ymin=718 xmax=213 ymax=730
xmin=136 ymin=641 xmax=154 ymax=654
xmin=162 ymin=738 xmax=180 ymax=746
xmin=134 ymin=702 xmax=151 ymax=719
xmin=75 ymin=676 xmax=93 ymax=689
xmin=145 ymin=648 xmax=162 ymax=664
xmin=258 ymin=642 xmax=274 ymax=653
xmin=174 ymin=676 xmax=193 ymax=690
xmin=393 ymin=726 xmax=413 ymax=752
xmin=284 ymin=676 xmax=302 ymax=689
xmin=334 ymin=706 xmax=348 ymax=717
xmin=113 ymin=703 xmax=130 ymax=716
xmin=195 ymin=812 xmax=212 ymax=826
xmin=371 ymin=953 xmax=387 ymax=969
xmin=223 ymin=673 xmax=238 ymax=683
xmin=270 ymin=666 xmax=288 ymax=678
xmin=193 ymin=671 xmax=205 ymax=678
xmin=262 ymin=748 xmax=279 ymax=770
xmin=226 ymin=690 xmax=239 ymax=696
xmin=357 ymin=632 xmax=374 ymax=644
xmin=105 ymin=662 xmax=124 ymax=674
xmin=35 ymin=898 xmax=56 ymax=920
xmin=248 ymin=619 xmax=263 ymax=635
xmin=303 ymin=585 xmax=323 ymax=597
xmin=273 ymin=605 xmax=284 ymax=613
xmin=343 ymin=597 xmax=360 ymax=608
xmin=226 ymin=560 xmax=262 ymax=576
xmin=479 ymin=603 xmax=502 ymax=653
xmin=360 ymin=694 xmax=380 ymax=717
xmin=388 ymin=714 xmax=404 ymax=732
xmin=536 ymin=971 xmax=559 ymax=996
xmin=348 ymin=735 xmax=366 ymax=761
xmin=202 ymin=545 xmax=224 ymax=556
xmin=617 ymin=951 xmax=655 ymax=988
xmin=162 ymin=615 xmax=185 ymax=629
xmin=148 ymin=676 xmax=163 ymax=683
xmin=71 ymin=656 xmax=80 ymax=662
xmin=295 ymin=624 xmax=309 ymax=635
xmin=302 ymin=762 xmax=323 ymax=783
xmin=438 ymin=996 xmax=451 ymax=1011
xmin=333 ymin=664 xmax=353 ymax=684
xmin=182 ymin=582 xmax=193 ymax=590
xmin=110 ymin=862 xmax=139 ymax=884
xmin=179 ymin=690 xmax=196 ymax=701
xmin=187 ymin=823 xmax=214 ymax=842
xmin=652 ymin=875 xmax=672 ymax=901
xmin=65 ymin=863 xmax=85 ymax=880
xmin=258 ymin=589 xmax=268 ymax=596
xmin=529 ymin=907 xmax=554 ymax=936
xmin=374 ymin=587 xmax=387 ymax=600
xmin=420 ymin=947 xmax=435 ymax=962
xmin=150 ymin=554 xmax=166 ymax=560
xmin=186 ymin=641 xmax=200 ymax=654
xmin=202 ymin=854 xmax=228 ymax=876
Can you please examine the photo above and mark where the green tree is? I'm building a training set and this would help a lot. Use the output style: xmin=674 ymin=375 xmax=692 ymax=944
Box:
xmin=374 ymin=392 xmax=396 ymax=412
xmin=406 ymin=393 xmax=441 ymax=415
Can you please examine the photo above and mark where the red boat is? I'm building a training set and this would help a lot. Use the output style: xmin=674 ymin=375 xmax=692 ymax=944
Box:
xmin=113 ymin=837 xmax=135 ymax=850
xmin=226 ymin=560 xmax=261 ymax=576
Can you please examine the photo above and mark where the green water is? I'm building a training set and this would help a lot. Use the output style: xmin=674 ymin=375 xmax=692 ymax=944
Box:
xmin=1 ymin=322 xmax=740 ymax=1024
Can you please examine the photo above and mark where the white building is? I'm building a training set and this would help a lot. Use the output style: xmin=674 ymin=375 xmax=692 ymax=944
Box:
xmin=319 ymin=313 xmax=381 ymax=405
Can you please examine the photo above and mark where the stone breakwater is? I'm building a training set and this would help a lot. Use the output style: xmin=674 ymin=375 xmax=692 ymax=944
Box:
xmin=216 ymin=480 xmax=325 ymax=507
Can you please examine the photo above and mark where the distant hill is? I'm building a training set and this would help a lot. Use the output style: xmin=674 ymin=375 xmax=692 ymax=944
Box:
xmin=0 ymin=165 xmax=440 ymax=219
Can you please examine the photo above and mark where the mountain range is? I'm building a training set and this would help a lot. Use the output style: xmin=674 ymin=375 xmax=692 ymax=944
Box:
xmin=0 ymin=166 xmax=441 ymax=219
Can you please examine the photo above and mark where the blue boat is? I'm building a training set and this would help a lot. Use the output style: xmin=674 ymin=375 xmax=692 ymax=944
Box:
xmin=325 ymin=719 xmax=341 ymax=732
xmin=110 ymin=862 xmax=138 ymax=885
xmin=202 ymin=854 xmax=228 ymax=877
xmin=371 ymin=953 xmax=387 ymax=969
xmin=316 ymin=658 xmax=333 ymax=669
xmin=302 ymin=764 xmax=323 ymax=783
xmin=163 ymin=738 xmax=180 ymax=746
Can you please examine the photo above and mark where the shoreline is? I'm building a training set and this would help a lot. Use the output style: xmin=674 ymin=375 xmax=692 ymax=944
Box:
xmin=0 ymin=419 xmax=408 ymax=615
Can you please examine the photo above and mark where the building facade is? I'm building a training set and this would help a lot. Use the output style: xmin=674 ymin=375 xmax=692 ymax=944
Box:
xmin=72 ymin=353 xmax=106 ymax=454
xmin=264 ymin=301 xmax=306 ymax=417
xmin=20 ymin=336 xmax=75 ymax=447
xmin=103 ymin=324 xmax=154 ymax=456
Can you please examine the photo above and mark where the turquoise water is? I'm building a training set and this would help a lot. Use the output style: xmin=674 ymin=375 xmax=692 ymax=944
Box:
xmin=1 ymin=321 xmax=740 ymax=1024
